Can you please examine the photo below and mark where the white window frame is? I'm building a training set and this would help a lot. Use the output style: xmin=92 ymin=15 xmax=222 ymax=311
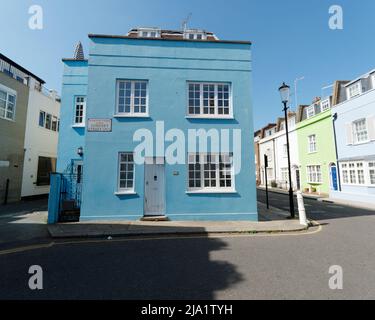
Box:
xmin=187 ymin=153 xmax=235 ymax=193
xmin=52 ymin=116 xmax=58 ymax=132
xmin=306 ymin=165 xmax=322 ymax=184
xmin=184 ymin=32 xmax=207 ymax=40
xmin=280 ymin=167 xmax=289 ymax=181
xmin=341 ymin=161 xmax=375 ymax=186
xmin=0 ymin=84 xmax=17 ymax=121
xmin=352 ymin=118 xmax=369 ymax=144
xmin=283 ymin=144 xmax=288 ymax=158
xmin=186 ymin=82 xmax=233 ymax=119
xmin=306 ymin=105 xmax=315 ymax=118
xmin=368 ymin=162 xmax=375 ymax=185
xmin=73 ymin=96 xmax=86 ymax=126
xmin=138 ymin=29 xmax=161 ymax=38
xmin=39 ymin=110 xmax=46 ymax=127
xmin=320 ymin=99 xmax=330 ymax=112
xmin=117 ymin=152 xmax=135 ymax=193
xmin=347 ymin=81 xmax=362 ymax=99
xmin=308 ymin=134 xmax=317 ymax=153
xmin=116 ymin=80 xmax=149 ymax=117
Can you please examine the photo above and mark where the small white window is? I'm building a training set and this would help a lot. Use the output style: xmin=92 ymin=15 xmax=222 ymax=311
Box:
xmin=352 ymin=118 xmax=368 ymax=143
xmin=187 ymin=82 xmax=231 ymax=118
xmin=369 ymin=162 xmax=375 ymax=185
xmin=185 ymin=32 xmax=206 ymax=40
xmin=307 ymin=165 xmax=322 ymax=183
xmin=308 ymin=135 xmax=317 ymax=153
xmin=45 ymin=113 xmax=52 ymax=130
xmin=306 ymin=105 xmax=315 ymax=118
xmin=74 ymin=96 xmax=86 ymax=125
xmin=347 ymin=82 xmax=362 ymax=99
xmin=39 ymin=111 xmax=46 ymax=127
xmin=52 ymin=116 xmax=58 ymax=132
xmin=283 ymin=144 xmax=288 ymax=157
xmin=117 ymin=80 xmax=148 ymax=116
xmin=265 ymin=148 xmax=272 ymax=162
xmin=281 ymin=168 xmax=289 ymax=181
xmin=0 ymin=87 xmax=16 ymax=121
xmin=118 ymin=152 xmax=135 ymax=192
xmin=321 ymin=99 xmax=330 ymax=111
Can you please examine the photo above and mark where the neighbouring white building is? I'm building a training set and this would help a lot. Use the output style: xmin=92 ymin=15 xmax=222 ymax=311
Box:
xmin=258 ymin=112 xmax=300 ymax=190
xmin=21 ymin=77 xmax=60 ymax=198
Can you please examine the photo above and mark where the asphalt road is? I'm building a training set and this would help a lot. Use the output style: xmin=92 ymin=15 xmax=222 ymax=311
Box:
xmin=0 ymin=191 xmax=374 ymax=300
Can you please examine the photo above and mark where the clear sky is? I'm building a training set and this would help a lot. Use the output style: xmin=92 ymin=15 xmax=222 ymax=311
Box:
xmin=1 ymin=0 xmax=374 ymax=129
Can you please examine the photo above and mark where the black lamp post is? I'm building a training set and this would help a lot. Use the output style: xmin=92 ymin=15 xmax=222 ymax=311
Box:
xmin=279 ymin=82 xmax=295 ymax=218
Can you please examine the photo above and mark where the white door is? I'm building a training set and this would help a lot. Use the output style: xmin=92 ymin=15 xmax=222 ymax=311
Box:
xmin=144 ymin=160 xmax=165 ymax=216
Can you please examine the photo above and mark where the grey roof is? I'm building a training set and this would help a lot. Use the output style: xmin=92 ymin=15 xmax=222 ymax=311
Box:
xmin=0 ymin=53 xmax=45 ymax=84
xmin=88 ymin=34 xmax=251 ymax=45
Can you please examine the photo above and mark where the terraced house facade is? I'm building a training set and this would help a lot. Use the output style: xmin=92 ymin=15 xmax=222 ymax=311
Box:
xmin=49 ymin=27 xmax=257 ymax=223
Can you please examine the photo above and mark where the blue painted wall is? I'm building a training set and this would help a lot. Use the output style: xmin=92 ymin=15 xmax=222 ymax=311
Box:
xmin=57 ymin=60 xmax=88 ymax=173
xmin=332 ymin=88 xmax=375 ymax=203
xmin=59 ymin=37 xmax=257 ymax=221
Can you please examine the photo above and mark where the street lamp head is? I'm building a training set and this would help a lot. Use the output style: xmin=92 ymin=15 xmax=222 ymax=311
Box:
xmin=279 ymin=82 xmax=290 ymax=105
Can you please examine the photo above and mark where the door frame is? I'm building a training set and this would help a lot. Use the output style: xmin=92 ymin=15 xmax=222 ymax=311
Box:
xmin=143 ymin=157 xmax=166 ymax=216
xmin=329 ymin=163 xmax=338 ymax=191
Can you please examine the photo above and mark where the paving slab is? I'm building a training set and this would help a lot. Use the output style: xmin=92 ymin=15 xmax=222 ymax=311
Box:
xmin=48 ymin=215 xmax=308 ymax=239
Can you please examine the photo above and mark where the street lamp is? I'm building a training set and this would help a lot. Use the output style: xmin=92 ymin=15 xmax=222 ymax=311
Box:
xmin=279 ymin=82 xmax=295 ymax=218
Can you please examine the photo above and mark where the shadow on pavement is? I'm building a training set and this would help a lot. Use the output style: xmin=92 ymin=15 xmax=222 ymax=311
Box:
xmin=0 ymin=224 xmax=244 ymax=300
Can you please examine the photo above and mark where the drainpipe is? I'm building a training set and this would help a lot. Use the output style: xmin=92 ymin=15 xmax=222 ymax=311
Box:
xmin=332 ymin=112 xmax=341 ymax=191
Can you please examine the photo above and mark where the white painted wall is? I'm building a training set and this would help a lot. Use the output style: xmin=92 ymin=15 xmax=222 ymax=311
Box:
xmin=21 ymin=87 xmax=60 ymax=197
xmin=274 ymin=126 xmax=300 ymax=190
xmin=259 ymin=136 xmax=276 ymax=185
xmin=258 ymin=117 xmax=300 ymax=189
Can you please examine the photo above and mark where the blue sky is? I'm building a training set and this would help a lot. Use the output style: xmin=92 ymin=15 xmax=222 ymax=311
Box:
xmin=1 ymin=0 xmax=374 ymax=129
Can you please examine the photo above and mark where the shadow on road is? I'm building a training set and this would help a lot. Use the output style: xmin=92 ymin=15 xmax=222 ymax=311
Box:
xmin=0 ymin=224 xmax=244 ymax=300
xmin=257 ymin=188 xmax=375 ymax=221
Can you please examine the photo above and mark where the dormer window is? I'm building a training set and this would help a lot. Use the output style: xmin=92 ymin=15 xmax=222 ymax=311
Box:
xmin=347 ymin=81 xmax=362 ymax=99
xmin=184 ymin=32 xmax=207 ymax=40
xmin=138 ymin=29 xmax=161 ymax=38
xmin=320 ymin=99 xmax=330 ymax=112
xmin=307 ymin=105 xmax=315 ymax=118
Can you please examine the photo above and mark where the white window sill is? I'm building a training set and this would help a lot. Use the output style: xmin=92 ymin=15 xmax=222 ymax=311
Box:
xmin=185 ymin=116 xmax=234 ymax=120
xmin=186 ymin=189 xmax=237 ymax=195
xmin=308 ymin=151 xmax=317 ymax=154
xmin=72 ymin=124 xmax=85 ymax=128
xmin=115 ymin=191 xmax=137 ymax=196
xmin=352 ymin=140 xmax=371 ymax=146
xmin=0 ymin=116 xmax=15 ymax=122
xmin=114 ymin=114 xmax=150 ymax=118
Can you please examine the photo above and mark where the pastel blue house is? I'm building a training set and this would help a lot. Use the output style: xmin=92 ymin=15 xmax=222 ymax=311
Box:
xmin=50 ymin=28 xmax=257 ymax=222
xmin=330 ymin=69 xmax=375 ymax=205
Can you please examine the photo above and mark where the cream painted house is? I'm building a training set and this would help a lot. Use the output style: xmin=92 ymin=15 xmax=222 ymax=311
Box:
xmin=258 ymin=113 xmax=300 ymax=190
xmin=21 ymin=78 xmax=60 ymax=197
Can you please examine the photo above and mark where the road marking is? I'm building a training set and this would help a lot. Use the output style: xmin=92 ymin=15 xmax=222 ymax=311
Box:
xmin=0 ymin=222 xmax=322 ymax=256
xmin=0 ymin=242 xmax=54 ymax=256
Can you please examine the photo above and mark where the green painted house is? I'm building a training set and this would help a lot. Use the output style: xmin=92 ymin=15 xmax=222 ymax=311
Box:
xmin=296 ymin=98 xmax=338 ymax=195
